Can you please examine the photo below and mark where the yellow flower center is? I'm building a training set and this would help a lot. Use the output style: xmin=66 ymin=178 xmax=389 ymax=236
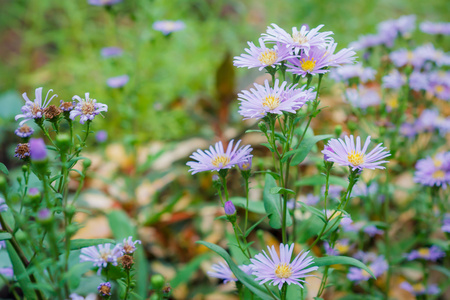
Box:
xmin=418 ymin=248 xmax=430 ymax=257
xmin=211 ymin=155 xmax=230 ymax=168
xmin=336 ymin=242 xmax=349 ymax=254
xmin=262 ymin=95 xmax=280 ymax=110
xmin=412 ymin=283 xmax=425 ymax=292
xmin=407 ymin=51 xmax=414 ymax=62
xmin=435 ymin=85 xmax=444 ymax=94
xmin=258 ymin=49 xmax=278 ymax=66
xmin=275 ymin=263 xmax=293 ymax=279
xmin=433 ymin=159 xmax=443 ymax=167
xmin=241 ymin=162 xmax=251 ymax=170
xmin=31 ymin=103 xmax=43 ymax=116
xmin=300 ymin=58 xmax=316 ymax=72
xmin=292 ymin=32 xmax=308 ymax=45
xmin=347 ymin=150 xmax=365 ymax=166
xmin=387 ymin=96 xmax=398 ymax=108
xmin=82 ymin=100 xmax=95 ymax=115
xmin=432 ymin=170 xmax=445 ymax=179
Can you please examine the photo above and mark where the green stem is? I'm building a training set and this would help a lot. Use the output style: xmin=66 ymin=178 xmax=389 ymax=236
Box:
xmin=281 ymin=283 xmax=287 ymax=300
xmin=244 ymin=178 xmax=249 ymax=233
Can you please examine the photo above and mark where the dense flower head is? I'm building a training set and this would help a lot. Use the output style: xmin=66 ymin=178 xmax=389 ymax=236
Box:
xmin=207 ymin=261 xmax=252 ymax=284
xmin=322 ymin=135 xmax=390 ymax=170
xmin=329 ymin=63 xmax=376 ymax=83
xmin=238 ymin=79 xmax=315 ymax=119
xmin=14 ymin=124 xmax=34 ymax=138
xmin=80 ymin=243 xmax=122 ymax=274
xmin=262 ymin=24 xmax=334 ymax=55
xmin=187 ymin=139 xmax=252 ymax=174
xmin=14 ymin=143 xmax=30 ymax=160
xmin=414 ymin=151 xmax=450 ymax=189
xmin=324 ymin=239 xmax=351 ymax=256
xmin=70 ymin=93 xmax=108 ymax=124
xmin=234 ymin=38 xmax=292 ymax=71
xmin=250 ymin=243 xmax=318 ymax=290
xmin=97 ymin=282 xmax=111 ymax=296
xmin=153 ymin=20 xmax=185 ymax=35
xmin=405 ymin=245 xmax=446 ymax=261
xmin=347 ymin=251 xmax=388 ymax=282
xmin=59 ymin=100 xmax=75 ymax=112
xmin=15 ymin=87 xmax=58 ymax=126
xmin=118 ymin=236 xmax=141 ymax=254
xmin=400 ymin=281 xmax=440 ymax=296
xmin=420 ymin=21 xmax=450 ymax=35
xmin=29 ymin=138 xmax=48 ymax=161
xmin=344 ymin=86 xmax=381 ymax=110
xmin=101 ymin=46 xmax=123 ymax=58
xmin=107 ymin=75 xmax=129 ymax=88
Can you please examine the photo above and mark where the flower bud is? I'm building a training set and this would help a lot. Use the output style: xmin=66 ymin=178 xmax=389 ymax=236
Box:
xmin=334 ymin=125 xmax=342 ymax=137
xmin=83 ymin=158 xmax=92 ymax=169
xmin=238 ymin=158 xmax=252 ymax=171
xmin=258 ymin=121 xmax=268 ymax=134
xmin=151 ymin=274 xmax=165 ymax=290
xmin=28 ymin=187 xmax=41 ymax=203
xmin=224 ymin=201 xmax=237 ymax=223
xmin=37 ymin=208 xmax=53 ymax=225
xmin=56 ymin=134 xmax=71 ymax=153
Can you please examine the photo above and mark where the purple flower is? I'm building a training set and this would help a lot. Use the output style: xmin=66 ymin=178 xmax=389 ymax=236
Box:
xmin=224 ymin=201 xmax=236 ymax=216
xmin=187 ymin=140 xmax=252 ymax=174
xmin=409 ymin=71 xmax=429 ymax=91
xmin=238 ymin=157 xmax=252 ymax=171
xmin=420 ymin=21 xmax=450 ymax=35
xmin=351 ymin=181 xmax=378 ymax=198
xmin=427 ymin=71 xmax=450 ymax=101
xmin=152 ymin=20 xmax=185 ymax=35
xmin=329 ymin=63 xmax=376 ymax=83
xmin=414 ymin=151 xmax=450 ymax=189
xmin=363 ymin=225 xmax=383 ymax=237
xmin=347 ymin=251 xmax=388 ymax=282
xmin=95 ymin=130 xmax=108 ymax=143
xmin=262 ymin=24 xmax=334 ymax=55
xmin=343 ymin=86 xmax=381 ymax=110
xmin=405 ymin=245 xmax=446 ymax=261
xmin=324 ymin=239 xmax=351 ymax=256
xmin=400 ymin=282 xmax=440 ymax=296
xmin=350 ymin=34 xmax=385 ymax=50
xmin=382 ymin=69 xmax=406 ymax=89
xmin=70 ymin=93 xmax=108 ymax=124
xmin=14 ymin=124 xmax=34 ymax=138
xmin=237 ymin=79 xmax=315 ymax=120
xmin=250 ymin=243 xmax=318 ymax=290
xmin=97 ymin=282 xmax=111 ymax=296
xmin=107 ymin=75 xmax=129 ymax=88
xmin=29 ymin=138 xmax=47 ymax=161
xmin=442 ymin=214 xmax=450 ymax=233
xmin=88 ymin=0 xmax=122 ymax=6
xmin=299 ymin=193 xmax=319 ymax=206
xmin=321 ymin=184 xmax=344 ymax=200
xmin=15 ymin=87 xmax=58 ymax=126
xmin=378 ymin=15 xmax=416 ymax=41
xmin=400 ymin=121 xmax=417 ymax=138
xmin=0 ymin=267 xmax=13 ymax=278
xmin=37 ymin=208 xmax=51 ymax=221
xmin=118 ymin=236 xmax=141 ymax=254
xmin=322 ymin=135 xmax=390 ymax=170
xmin=80 ymin=243 xmax=122 ymax=274
xmin=69 ymin=293 xmax=97 ymax=300
xmin=0 ymin=197 xmax=8 ymax=212
xmin=207 ymin=261 xmax=252 ymax=284
xmin=101 ymin=47 xmax=123 ymax=58
xmin=14 ymin=143 xmax=30 ymax=160
xmin=233 ymin=38 xmax=292 ymax=71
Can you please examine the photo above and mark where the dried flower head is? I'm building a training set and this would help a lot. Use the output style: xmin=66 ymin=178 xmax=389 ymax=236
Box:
xmin=14 ymin=143 xmax=30 ymax=160
xmin=14 ymin=124 xmax=34 ymax=138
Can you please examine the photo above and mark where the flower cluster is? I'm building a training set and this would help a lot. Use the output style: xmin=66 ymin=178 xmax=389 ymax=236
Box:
xmin=414 ymin=151 xmax=450 ymax=189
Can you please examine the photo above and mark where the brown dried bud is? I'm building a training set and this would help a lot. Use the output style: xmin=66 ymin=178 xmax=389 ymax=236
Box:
xmin=44 ymin=105 xmax=62 ymax=120
xmin=120 ymin=254 xmax=134 ymax=269
xmin=60 ymin=100 xmax=74 ymax=112
xmin=14 ymin=143 xmax=30 ymax=160
xmin=162 ymin=284 xmax=172 ymax=294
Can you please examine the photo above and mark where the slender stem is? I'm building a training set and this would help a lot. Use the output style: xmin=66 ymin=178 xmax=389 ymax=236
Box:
xmin=124 ymin=268 xmax=131 ymax=300
xmin=244 ymin=178 xmax=249 ymax=233
xmin=281 ymin=283 xmax=287 ymax=300
xmin=383 ymin=169 xmax=391 ymax=300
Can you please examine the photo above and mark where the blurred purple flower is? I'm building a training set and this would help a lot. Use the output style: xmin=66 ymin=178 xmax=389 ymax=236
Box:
xmin=329 ymin=63 xmax=376 ymax=83
xmin=88 ymin=0 xmax=122 ymax=6
xmin=101 ymin=47 xmax=123 ymax=58
xmin=324 ymin=239 xmax=351 ymax=256
xmin=344 ymin=86 xmax=381 ymax=110
xmin=0 ymin=267 xmax=13 ymax=278
xmin=347 ymin=251 xmax=388 ymax=282
xmin=29 ymin=138 xmax=47 ymax=161
xmin=442 ymin=214 xmax=450 ymax=233
xmin=107 ymin=75 xmax=129 ymax=88
xmin=0 ymin=197 xmax=8 ymax=212
xmin=207 ymin=261 xmax=252 ymax=283
xmin=95 ymin=130 xmax=108 ymax=143
xmin=382 ymin=69 xmax=406 ymax=89
xmin=400 ymin=282 xmax=440 ymax=296
xmin=363 ymin=225 xmax=383 ymax=237
xmin=37 ymin=208 xmax=51 ymax=221
xmin=405 ymin=245 xmax=446 ymax=261
xmin=420 ymin=21 xmax=450 ymax=35
xmin=299 ymin=193 xmax=319 ymax=206
xmin=153 ymin=20 xmax=185 ymax=35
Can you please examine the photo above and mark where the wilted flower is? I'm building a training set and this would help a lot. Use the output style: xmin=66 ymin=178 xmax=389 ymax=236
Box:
xmin=153 ymin=20 xmax=185 ymax=35
xmin=250 ymin=243 xmax=318 ymax=290
xmin=97 ymin=282 xmax=111 ymax=296
xmin=187 ymin=140 xmax=252 ymax=174
xmin=237 ymin=79 xmax=315 ymax=119
xmin=118 ymin=236 xmax=141 ymax=254
xmin=14 ymin=124 xmax=34 ymax=138
xmin=107 ymin=75 xmax=129 ymax=88
xmin=70 ymin=93 xmax=108 ymax=124
xmin=262 ymin=24 xmax=333 ymax=55
xmin=80 ymin=244 xmax=122 ymax=274
xmin=207 ymin=261 xmax=252 ymax=283
xmin=420 ymin=21 xmax=450 ymax=35
xmin=347 ymin=251 xmax=388 ymax=282
xmin=322 ymin=135 xmax=390 ymax=170
xmin=29 ymin=138 xmax=48 ymax=161
xmin=14 ymin=143 xmax=30 ymax=160
xmin=233 ymin=38 xmax=292 ymax=71
xmin=60 ymin=100 xmax=75 ymax=112
xmin=15 ymin=87 xmax=58 ymax=126
xmin=101 ymin=46 xmax=123 ymax=58
xmin=400 ymin=282 xmax=440 ymax=296
xmin=405 ymin=245 xmax=446 ymax=261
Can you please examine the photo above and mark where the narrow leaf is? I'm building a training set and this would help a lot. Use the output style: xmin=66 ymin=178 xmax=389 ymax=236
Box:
xmin=0 ymin=232 xmax=12 ymax=240
xmin=290 ymin=135 xmax=333 ymax=166
xmin=69 ymin=239 xmax=116 ymax=250
xmin=245 ymin=215 xmax=268 ymax=237
xmin=0 ymin=162 xmax=8 ymax=175
xmin=297 ymin=202 xmax=326 ymax=223
xmin=263 ymin=174 xmax=292 ymax=229
xmin=270 ymin=187 xmax=295 ymax=195
xmin=295 ymin=175 xmax=348 ymax=187
xmin=312 ymin=256 xmax=375 ymax=278
xmin=6 ymin=241 xmax=37 ymax=300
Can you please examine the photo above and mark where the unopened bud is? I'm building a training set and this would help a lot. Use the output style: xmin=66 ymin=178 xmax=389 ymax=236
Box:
xmin=334 ymin=125 xmax=342 ymax=137
xmin=224 ymin=201 xmax=237 ymax=223
xmin=151 ymin=274 xmax=165 ymax=290
xmin=56 ymin=134 xmax=71 ymax=153
xmin=258 ymin=121 xmax=268 ymax=134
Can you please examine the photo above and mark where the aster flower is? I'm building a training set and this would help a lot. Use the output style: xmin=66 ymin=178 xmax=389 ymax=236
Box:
xmin=153 ymin=20 xmax=185 ymax=35
xmin=349 ymin=34 xmax=385 ymax=51
xmin=187 ymin=139 xmax=252 ymax=174
xmin=400 ymin=282 xmax=440 ymax=296
xmin=237 ymin=79 xmax=315 ymax=120
xmin=329 ymin=63 xmax=376 ymax=83
xmin=60 ymin=100 xmax=75 ymax=112
xmin=80 ymin=243 xmax=122 ymax=274
xmin=382 ymin=69 xmax=406 ymax=89
xmin=101 ymin=46 xmax=123 ymax=58
xmin=262 ymin=24 xmax=333 ymax=55
xmin=14 ymin=143 xmax=30 ymax=160
xmin=14 ymin=124 xmax=34 ymax=138
xmin=15 ymin=87 xmax=58 ymax=126
xmin=321 ymin=185 xmax=344 ymax=201
xmin=351 ymin=181 xmax=378 ymax=198
xmin=322 ymin=135 xmax=390 ymax=170
xmin=207 ymin=261 xmax=252 ymax=284
xmin=97 ymin=282 xmax=111 ymax=296
xmin=405 ymin=245 xmax=446 ymax=261
xmin=69 ymin=294 xmax=97 ymax=300
xmin=250 ymin=243 xmax=318 ymax=290
xmin=0 ymin=267 xmax=13 ymax=278
xmin=233 ymin=38 xmax=292 ymax=71
xmin=29 ymin=138 xmax=48 ymax=161
xmin=107 ymin=75 xmax=129 ymax=88
xmin=298 ymin=193 xmax=320 ymax=206
xmin=238 ymin=157 xmax=252 ymax=171
xmin=420 ymin=21 xmax=450 ymax=35
xmin=377 ymin=15 xmax=416 ymax=43
xmin=363 ymin=225 xmax=383 ymax=237
xmin=324 ymin=239 xmax=351 ymax=256
xmin=70 ymin=93 xmax=108 ymax=124
xmin=96 ymin=130 xmax=108 ymax=143
xmin=414 ymin=151 xmax=450 ymax=189
xmin=409 ymin=71 xmax=429 ymax=91
xmin=118 ymin=236 xmax=141 ymax=254
xmin=347 ymin=251 xmax=387 ymax=282
xmin=427 ymin=71 xmax=450 ymax=100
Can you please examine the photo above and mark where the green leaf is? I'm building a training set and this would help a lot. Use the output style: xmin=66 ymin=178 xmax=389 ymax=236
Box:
xmin=297 ymin=202 xmax=326 ymax=223
xmin=245 ymin=214 xmax=268 ymax=237
xmin=231 ymin=197 xmax=266 ymax=214
xmin=312 ymin=256 xmax=375 ymax=278
xmin=261 ymin=143 xmax=274 ymax=152
xmin=171 ymin=253 xmax=213 ymax=288
xmin=263 ymin=174 xmax=292 ymax=229
xmin=197 ymin=241 xmax=279 ymax=300
xmin=6 ymin=241 xmax=37 ymax=300
xmin=0 ymin=232 xmax=12 ymax=240
xmin=295 ymin=175 xmax=348 ymax=187
xmin=254 ymin=170 xmax=280 ymax=180
xmin=49 ymin=174 xmax=64 ymax=183
xmin=0 ymin=162 xmax=9 ymax=175
xmin=69 ymin=239 xmax=116 ymax=250
xmin=432 ymin=265 xmax=450 ymax=278
xmin=270 ymin=187 xmax=295 ymax=195
xmin=290 ymin=135 xmax=333 ymax=166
